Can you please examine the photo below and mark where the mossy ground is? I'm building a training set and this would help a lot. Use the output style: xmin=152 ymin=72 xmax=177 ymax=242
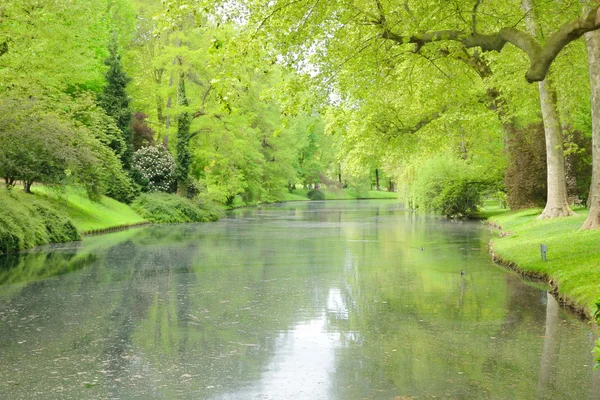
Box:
xmin=488 ymin=205 xmax=600 ymax=314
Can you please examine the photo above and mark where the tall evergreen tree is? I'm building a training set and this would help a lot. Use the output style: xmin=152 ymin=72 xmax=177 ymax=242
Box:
xmin=175 ymin=72 xmax=193 ymax=193
xmin=99 ymin=38 xmax=133 ymax=169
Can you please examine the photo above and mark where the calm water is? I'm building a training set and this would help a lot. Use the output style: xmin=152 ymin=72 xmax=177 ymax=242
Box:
xmin=0 ymin=200 xmax=597 ymax=399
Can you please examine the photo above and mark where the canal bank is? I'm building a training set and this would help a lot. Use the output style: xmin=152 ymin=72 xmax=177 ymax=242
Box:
xmin=487 ymin=207 xmax=600 ymax=320
xmin=0 ymin=200 xmax=597 ymax=399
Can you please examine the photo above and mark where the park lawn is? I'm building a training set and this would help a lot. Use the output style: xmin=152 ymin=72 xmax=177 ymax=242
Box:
xmin=281 ymin=188 xmax=397 ymax=201
xmin=488 ymin=206 xmax=600 ymax=313
xmin=32 ymin=186 xmax=147 ymax=233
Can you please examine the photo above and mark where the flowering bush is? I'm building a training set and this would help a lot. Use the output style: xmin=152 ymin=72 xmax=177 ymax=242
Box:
xmin=132 ymin=146 xmax=176 ymax=193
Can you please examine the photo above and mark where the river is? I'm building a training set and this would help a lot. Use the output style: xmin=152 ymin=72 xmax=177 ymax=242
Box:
xmin=0 ymin=200 xmax=597 ymax=399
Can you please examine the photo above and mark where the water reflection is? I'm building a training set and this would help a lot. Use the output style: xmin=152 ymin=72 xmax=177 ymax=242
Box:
xmin=0 ymin=200 xmax=596 ymax=399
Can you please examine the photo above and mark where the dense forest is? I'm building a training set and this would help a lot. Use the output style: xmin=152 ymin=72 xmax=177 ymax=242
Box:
xmin=1 ymin=0 xmax=600 ymax=227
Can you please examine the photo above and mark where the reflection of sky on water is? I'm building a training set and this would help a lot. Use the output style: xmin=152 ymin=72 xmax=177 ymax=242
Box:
xmin=0 ymin=200 xmax=598 ymax=399
xmin=215 ymin=314 xmax=339 ymax=400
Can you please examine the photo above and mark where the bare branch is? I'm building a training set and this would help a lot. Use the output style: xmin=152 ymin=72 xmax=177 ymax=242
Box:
xmin=377 ymin=105 xmax=450 ymax=138
xmin=192 ymin=85 xmax=212 ymax=119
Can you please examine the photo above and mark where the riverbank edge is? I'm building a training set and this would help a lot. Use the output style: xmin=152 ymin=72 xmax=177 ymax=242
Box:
xmin=81 ymin=221 xmax=153 ymax=236
xmin=486 ymin=222 xmax=592 ymax=321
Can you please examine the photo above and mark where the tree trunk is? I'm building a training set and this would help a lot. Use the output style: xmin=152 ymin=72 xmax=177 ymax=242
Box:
xmin=537 ymin=77 xmax=575 ymax=218
xmin=581 ymin=29 xmax=600 ymax=229
xmin=23 ymin=180 xmax=33 ymax=193
xmin=375 ymin=168 xmax=380 ymax=191
xmin=522 ymin=0 xmax=574 ymax=219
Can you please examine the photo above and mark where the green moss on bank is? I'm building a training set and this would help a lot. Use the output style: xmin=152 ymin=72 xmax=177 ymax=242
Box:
xmin=489 ymin=207 xmax=600 ymax=313
xmin=132 ymin=193 xmax=223 ymax=223
xmin=0 ymin=190 xmax=80 ymax=254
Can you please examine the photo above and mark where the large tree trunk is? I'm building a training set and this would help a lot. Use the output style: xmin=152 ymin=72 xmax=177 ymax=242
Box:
xmin=581 ymin=29 xmax=600 ymax=229
xmin=537 ymin=77 xmax=575 ymax=218
xmin=522 ymin=0 xmax=574 ymax=219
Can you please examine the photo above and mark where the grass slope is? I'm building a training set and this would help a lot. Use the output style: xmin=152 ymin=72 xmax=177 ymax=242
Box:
xmin=0 ymin=190 xmax=80 ymax=254
xmin=489 ymin=206 xmax=600 ymax=313
xmin=32 ymin=186 xmax=147 ymax=233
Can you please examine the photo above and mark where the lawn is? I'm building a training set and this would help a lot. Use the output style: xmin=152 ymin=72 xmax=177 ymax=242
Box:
xmin=31 ymin=186 xmax=147 ymax=233
xmin=488 ymin=206 xmax=600 ymax=314
xmin=280 ymin=188 xmax=398 ymax=201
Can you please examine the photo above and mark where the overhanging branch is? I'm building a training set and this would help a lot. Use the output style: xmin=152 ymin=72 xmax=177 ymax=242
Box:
xmin=379 ymin=6 xmax=600 ymax=82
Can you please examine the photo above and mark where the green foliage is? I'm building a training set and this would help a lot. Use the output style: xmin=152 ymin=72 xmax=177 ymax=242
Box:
xmin=104 ymin=171 xmax=139 ymax=204
xmin=0 ymin=191 xmax=80 ymax=254
xmin=307 ymin=189 xmax=325 ymax=200
xmin=98 ymin=38 xmax=133 ymax=169
xmin=132 ymin=146 xmax=176 ymax=193
xmin=131 ymin=193 xmax=222 ymax=223
xmin=410 ymin=155 xmax=491 ymax=218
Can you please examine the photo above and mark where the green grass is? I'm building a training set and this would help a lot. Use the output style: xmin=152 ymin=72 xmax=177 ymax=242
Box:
xmin=279 ymin=188 xmax=397 ymax=201
xmin=32 ymin=186 xmax=147 ymax=233
xmin=474 ymin=199 xmax=510 ymax=219
xmin=488 ymin=206 xmax=600 ymax=313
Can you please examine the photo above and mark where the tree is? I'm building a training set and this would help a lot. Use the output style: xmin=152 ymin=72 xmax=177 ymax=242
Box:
xmin=132 ymin=112 xmax=156 ymax=150
xmin=99 ymin=38 xmax=134 ymax=169
xmin=0 ymin=94 xmax=133 ymax=200
xmin=581 ymin=28 xmax=600 ymax=229
xmin=244 ymin=0 xmax=600 ymax=218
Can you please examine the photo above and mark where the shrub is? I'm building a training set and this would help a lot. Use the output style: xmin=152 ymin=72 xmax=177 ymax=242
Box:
xmin=132 ymin=146 xmax=176 ymax=193
xmin=307 ymin=189 xmax=325 ymax=200
xmin=410 ymin=155 xmax=492 ymax=218
xmin=131 ymin=193 xmax=222 ymax=224
xmin=0 ymin=191 xmax=80 ymax=254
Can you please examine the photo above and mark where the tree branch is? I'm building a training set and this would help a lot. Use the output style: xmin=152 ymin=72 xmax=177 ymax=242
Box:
xmin=192 ymin=85 xmax=212 ymax=119
xmin=380 ymin=6 xmax=600 ymax=82
xmin=377 ymin=105 xmax=450 ymax=137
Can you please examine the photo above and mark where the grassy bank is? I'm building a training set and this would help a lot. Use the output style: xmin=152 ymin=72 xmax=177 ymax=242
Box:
xmin=488 ymin=206 xmax=600 ymax=315
xmin=0 ymin=189 xmax=80 ymax=254
xmin=0 ymin=186 xmax=148 ymax=254
xmin=32 ymin=186 xmax=147 ymax=233
xmin=279 ymin=188 xmax=398 ymax=201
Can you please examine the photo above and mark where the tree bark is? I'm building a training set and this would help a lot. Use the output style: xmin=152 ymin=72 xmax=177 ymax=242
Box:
xmin=581 ymin=29 xmax=600 ymax=229
xmin=23 ymin=180 xmax=33 ymax=193
xmin=536 ymin=77 xmax=575 ymax=218
xmin=522 ymin=0 xmax=574 ymax=219
xmin=375 ymin=168 xmax=380 ymax=191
